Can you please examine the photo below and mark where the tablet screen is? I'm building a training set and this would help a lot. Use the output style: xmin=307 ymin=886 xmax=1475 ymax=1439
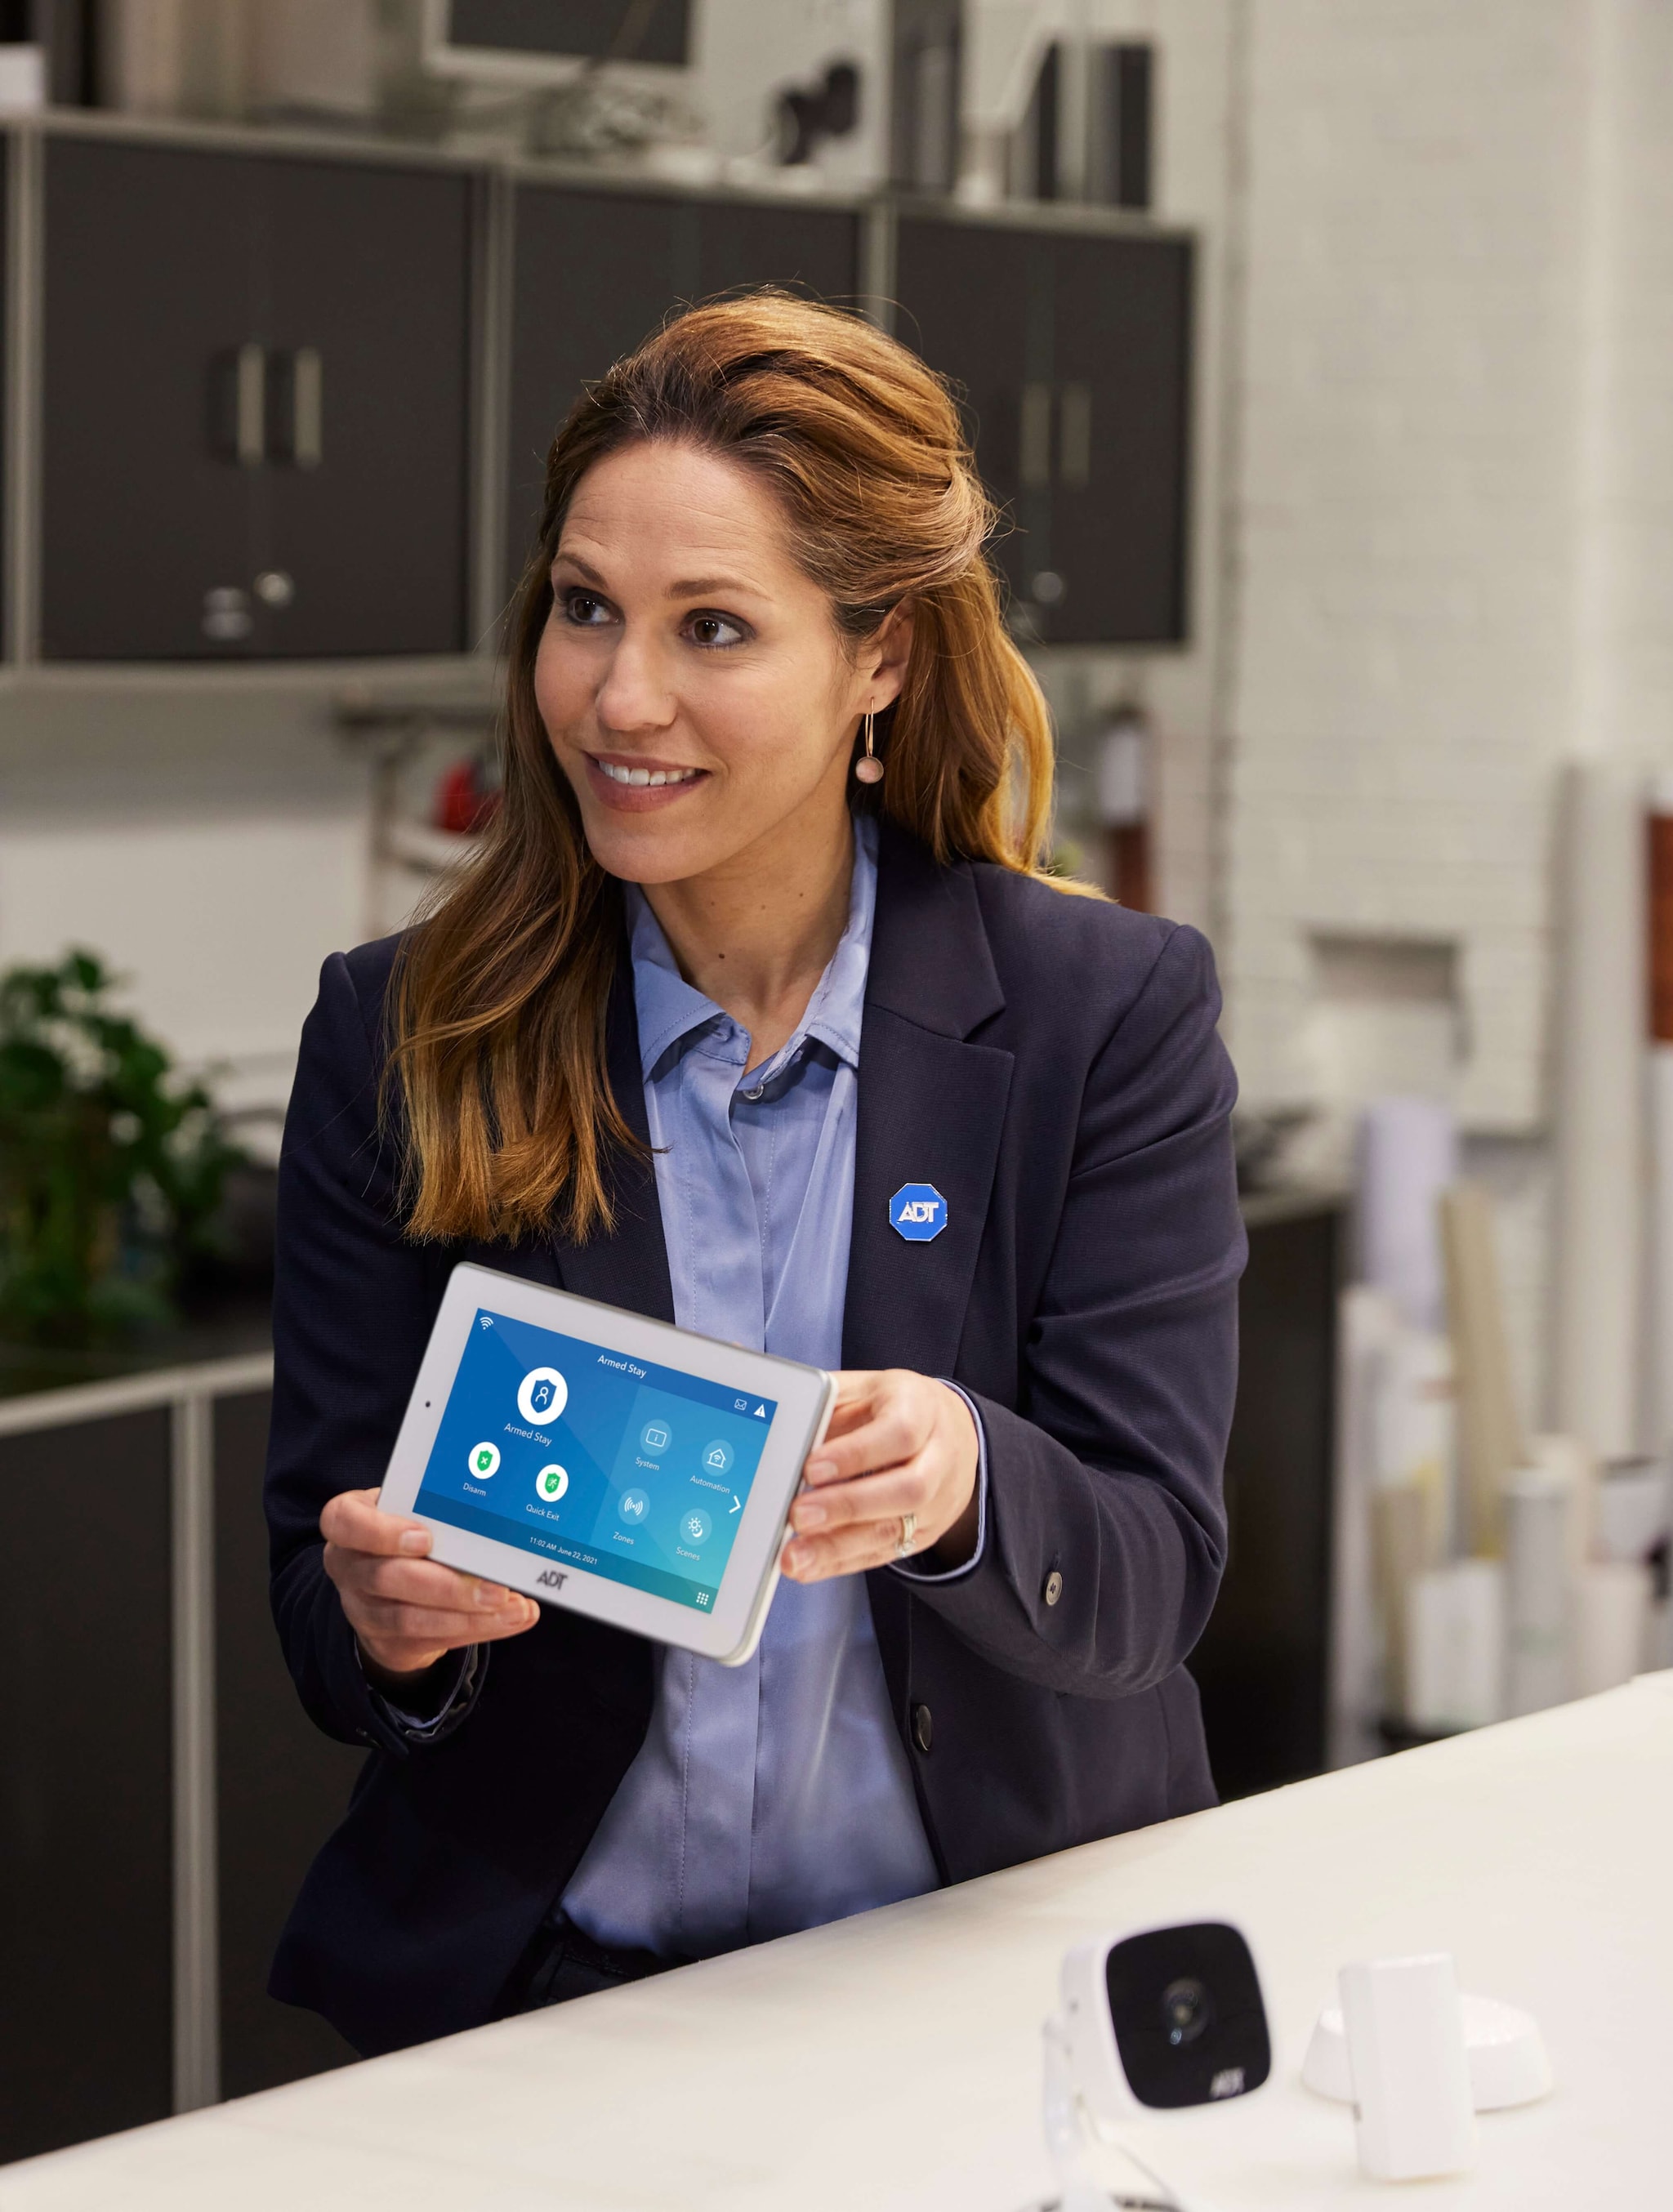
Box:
xmin=412 ymin=1306 xmax=780 ymax=1612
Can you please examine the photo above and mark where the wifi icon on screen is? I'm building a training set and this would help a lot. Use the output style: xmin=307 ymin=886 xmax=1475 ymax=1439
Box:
xmin=480 ymin=1317 xmax=493 ymax=1331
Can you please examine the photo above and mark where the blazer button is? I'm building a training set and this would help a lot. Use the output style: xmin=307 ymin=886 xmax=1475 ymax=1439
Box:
xmin=912 ymin=1701 xmax=933 ymax=1754
xmin=1044 ymin=1570 xmax=1064 ymax=1608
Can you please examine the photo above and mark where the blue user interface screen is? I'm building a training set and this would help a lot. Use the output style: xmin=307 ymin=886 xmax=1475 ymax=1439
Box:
xmin=414 ymin=1309 xmax=779 ymax=1612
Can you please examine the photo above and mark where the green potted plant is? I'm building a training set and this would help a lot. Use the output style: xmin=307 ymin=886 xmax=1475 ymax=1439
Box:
xmin=0 ymin=949 xmax=245 ymax=1350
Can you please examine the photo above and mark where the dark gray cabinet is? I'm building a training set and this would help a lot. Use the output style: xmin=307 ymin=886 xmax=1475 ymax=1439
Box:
xmin=41 ymin=136 xmax=476 ymax=662
xmin=0 ymin=1410 xmax=174 ymax=2162
xmin=25 ymin=125 xmax=1189 ymax=662
xmin=214 ymin=1391 xmax=361 ymax=2103
xmin=505 ymin=183 xmax=861 ymax=591
xmin=894 ymin=211 xmax=1191 ymax=645
xmin=1193 ymin=1196 xmax=1343 ymax=1801
xmin=0 ymin=1377 xmax=360 ymax=2165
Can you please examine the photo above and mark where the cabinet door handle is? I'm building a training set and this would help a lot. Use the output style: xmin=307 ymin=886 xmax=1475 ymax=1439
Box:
xmin=234 ymin=342 xmax=265 ymax=466
xmin=265 ymin=349 xmax=323 ymax=469
xmin=208 ymin=343 xmax=266 ymax=466
xmin=1060 ymin=384 xmax=1092 ymax=488
xmin=292 ymin=347 xmax=323 ymax=469
xmin=1020 ymin=381 xmax=1052 ymax=489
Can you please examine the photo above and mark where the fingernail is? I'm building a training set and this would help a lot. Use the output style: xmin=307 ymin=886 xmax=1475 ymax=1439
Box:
xmin=796 ymin=1499 xmax=827 ymax=1529
xmin=399 ymin=1529 xmax=431 ymax=1555
xmin=785 ymin=1542 xmax=814 ymax=1575
xmin=522 ymin=1599 xmax=540 ymax=1622
xmin=475 ymin=1581 xmax=508 ymax=1607
xmin=805 ymin=1458 xmax=836 ymax=1483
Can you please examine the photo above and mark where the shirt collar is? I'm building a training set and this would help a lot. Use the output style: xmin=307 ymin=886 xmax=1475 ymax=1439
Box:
xmin=626 ymin=813 xmax=877 ymax=1081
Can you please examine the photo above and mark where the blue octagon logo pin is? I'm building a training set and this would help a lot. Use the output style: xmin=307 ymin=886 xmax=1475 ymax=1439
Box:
xmin=890 ymin=1183 xmax=948 ymax=1242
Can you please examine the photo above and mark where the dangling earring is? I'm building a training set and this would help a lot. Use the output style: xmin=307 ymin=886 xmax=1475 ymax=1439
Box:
xmin=854 ymin=708 xmax=884 ymax=784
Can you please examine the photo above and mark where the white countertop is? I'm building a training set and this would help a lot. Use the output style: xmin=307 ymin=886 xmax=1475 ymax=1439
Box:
xmin=7 ymin=1673 xmax=1670 ymax=2211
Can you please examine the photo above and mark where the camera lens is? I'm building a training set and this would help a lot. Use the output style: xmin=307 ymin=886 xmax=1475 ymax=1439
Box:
xmin=1107 ymin=1924 xmax=1270 ymax=2109
xmin=1161 ymin=1976 xmax=1214 ymax=2047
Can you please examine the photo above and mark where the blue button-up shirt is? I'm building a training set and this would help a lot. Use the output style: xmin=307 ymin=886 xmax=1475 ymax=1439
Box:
xmin=560 ymin=815 xmax=975 ymax=1959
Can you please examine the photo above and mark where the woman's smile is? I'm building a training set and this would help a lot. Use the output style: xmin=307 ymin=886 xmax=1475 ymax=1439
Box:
xmin=584 ymin=751 xmax=711 ymax=809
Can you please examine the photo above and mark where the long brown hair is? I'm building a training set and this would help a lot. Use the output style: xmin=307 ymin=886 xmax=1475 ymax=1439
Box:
xmin=393 ymin=289 xmax=1074 ymax=1246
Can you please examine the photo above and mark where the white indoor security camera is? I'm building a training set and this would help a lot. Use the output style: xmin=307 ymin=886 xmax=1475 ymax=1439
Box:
xmin=1033 ymin=1920 xmax=1273 ymax=2212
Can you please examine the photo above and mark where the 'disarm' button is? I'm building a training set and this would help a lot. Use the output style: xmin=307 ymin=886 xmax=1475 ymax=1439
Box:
xmin=1043 ymin=1570 xmax=1064 ymax=1608
xmin=912 ymin=1701 xmax=933 ymax=1754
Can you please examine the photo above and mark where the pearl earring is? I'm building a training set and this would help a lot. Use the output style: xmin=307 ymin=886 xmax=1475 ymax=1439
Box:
xmin=854 ymin=708 xmax=884 ymax=784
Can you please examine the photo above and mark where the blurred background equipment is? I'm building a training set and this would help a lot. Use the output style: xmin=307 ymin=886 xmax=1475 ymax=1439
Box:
xmin=775 ymin=56 xmax=859 ymax=167
xmin=1551 ymin=760 xmax=1644 ymax=1464
xmin=1354 ymin=1097 xmax=1457 ymax=1340
xmin=1439 ymin=1182 xmax=1523 ymax=1559
xmin=426 ymin=0 xmax=696 ymax=78
xmin=1647 ymin=780 xmax=1673 ymax=1454
xmin=332 ymin=690 xmax=501 ymax=935
xmin=890 ymin=0 xmax=958 ymax=193
xmin=955 ymin=0 xmax=1152 ymax=212
xmin=1093 ymin=699 xmax=1150 ymax=911
xmin=1327 ymin=1085 xmax=1672 ymax=1758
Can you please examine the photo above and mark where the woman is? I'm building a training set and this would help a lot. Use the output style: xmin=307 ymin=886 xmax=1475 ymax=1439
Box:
xmin=266 ymin=293 xmax=1245 ymax=2058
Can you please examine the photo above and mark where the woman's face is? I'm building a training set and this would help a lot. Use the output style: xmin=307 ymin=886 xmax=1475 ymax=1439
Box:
xmin=534 ymin=439 xmax=905 ymax=886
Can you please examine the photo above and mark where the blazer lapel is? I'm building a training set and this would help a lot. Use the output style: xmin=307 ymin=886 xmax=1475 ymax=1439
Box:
xmin=546 ymin=955 xmax=676 ymax=1324
xmin=843 ymin=823 xmax=1014 ymax=1379
xmin=847 ymin=827 xmax=1014 ymax=1749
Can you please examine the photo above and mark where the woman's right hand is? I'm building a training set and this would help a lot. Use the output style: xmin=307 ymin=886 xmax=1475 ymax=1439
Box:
xmin=320 ymin=1487 xmax=540 ymax=1688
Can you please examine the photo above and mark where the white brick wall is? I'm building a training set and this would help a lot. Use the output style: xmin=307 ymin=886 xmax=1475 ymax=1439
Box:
xmin=1575 ymin=0 xmax=1673 ymax=760
xmin=1224 ymin=0 xmax=1591 ymax=1134
xmin=1216 ymin=0 xmax=1673 ymax=1422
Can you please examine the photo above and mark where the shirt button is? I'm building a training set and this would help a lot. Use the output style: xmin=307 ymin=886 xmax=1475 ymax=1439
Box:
xmin=1044 ymin=1571 xmax=1064 ymax=1608
xmin=744 ymin=1084 xmax=765 ymax=1100
xmin=912 ymin=1701 xmax=933 ymax=1754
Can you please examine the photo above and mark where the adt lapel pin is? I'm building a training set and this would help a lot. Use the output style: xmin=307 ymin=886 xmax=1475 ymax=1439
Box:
xmin=890 ymin=1183 xmax=947 ymax=1242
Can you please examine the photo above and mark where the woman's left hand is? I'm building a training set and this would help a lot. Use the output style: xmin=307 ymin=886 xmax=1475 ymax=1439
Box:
xmin=783 ymin=1369 xmax=979 ymax=1581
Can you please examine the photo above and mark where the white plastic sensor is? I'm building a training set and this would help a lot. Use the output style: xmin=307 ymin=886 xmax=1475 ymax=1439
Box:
xmin=1304 ymin=1989 xmax=1552 ymax=2112
xmin=1338 ymin=1954 xmax=1478 ymax=2181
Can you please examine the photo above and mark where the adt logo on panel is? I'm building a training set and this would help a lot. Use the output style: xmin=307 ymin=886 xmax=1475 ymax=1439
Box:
xmin=890 ymin=1183 xmax=947 ymax=1242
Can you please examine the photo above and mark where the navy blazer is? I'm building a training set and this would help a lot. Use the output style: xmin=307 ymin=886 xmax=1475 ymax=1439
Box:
xmin=265 ymin=822 xmax=1246 ymax=2057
